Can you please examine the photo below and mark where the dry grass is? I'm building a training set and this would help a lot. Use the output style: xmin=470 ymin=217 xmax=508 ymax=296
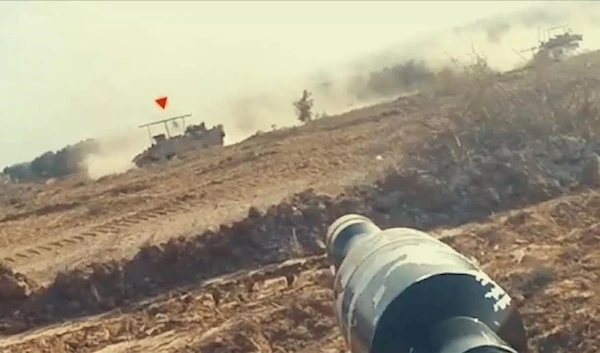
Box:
xmin=395 ymin=52 xmax=600 ymax=213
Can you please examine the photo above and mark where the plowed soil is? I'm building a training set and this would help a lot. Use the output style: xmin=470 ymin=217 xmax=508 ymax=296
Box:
xmin=1 ymin=51 xmax=600 ymax=353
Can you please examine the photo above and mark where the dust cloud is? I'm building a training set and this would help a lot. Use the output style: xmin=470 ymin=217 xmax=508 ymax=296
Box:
xmin=218 ymin=80 xmax=378 ymax=145
xmin=207 ymin=2 xmax=600 ymax=143
xmin=82 ymin=132 xmax=148 ymax=180
xmin=343 ymin=2 xmax=600 ymax=95
xmin=66 ymin=2 xmax=600 ymax=177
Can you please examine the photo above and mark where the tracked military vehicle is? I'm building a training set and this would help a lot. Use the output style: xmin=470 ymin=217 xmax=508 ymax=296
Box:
xmin=521 ymin=26 xmax=583 ymax=63
xmin=133 ymin=114 xmax=225 ymax=167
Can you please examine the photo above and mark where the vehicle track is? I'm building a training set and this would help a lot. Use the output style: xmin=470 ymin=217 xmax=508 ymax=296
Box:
xmin=0 ymin=195 xmax=194 ymax=266
xmin=0 ymin=145 xmax=378 ymax=282
xmin=0 ymin=177 xmax=304 ymax=281
xmin=0 ymin=100 xmax=417 ymax=284
xmin=0 ymin=146 xmax=281 ymax=265
xmin=0 ymin=158 xmax=258 ymax=266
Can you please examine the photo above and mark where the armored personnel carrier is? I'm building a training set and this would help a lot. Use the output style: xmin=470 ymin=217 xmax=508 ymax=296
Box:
xmin=521 ymin=26 xmax=583 ymax=63
xmin=133 ymin=115 xmax=225 ymax=167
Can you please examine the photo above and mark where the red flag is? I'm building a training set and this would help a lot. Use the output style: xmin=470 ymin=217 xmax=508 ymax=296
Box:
xmin=155 ymin=96 xmax=168 ymax=109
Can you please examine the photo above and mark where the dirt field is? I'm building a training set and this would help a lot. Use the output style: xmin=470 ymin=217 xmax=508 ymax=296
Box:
xmin=0 ymin=96 xmax=430 ymax=283
xmin=1 ymin=51 xmax=600 ymax=352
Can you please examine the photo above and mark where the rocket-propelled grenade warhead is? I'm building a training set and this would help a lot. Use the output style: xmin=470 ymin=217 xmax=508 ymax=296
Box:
xmin=326 ymin=214 xmax=528 ymax=353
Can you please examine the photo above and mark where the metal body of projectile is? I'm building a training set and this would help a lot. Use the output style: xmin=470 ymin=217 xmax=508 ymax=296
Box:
xmin=326 ymin=214 xmax=528 ymax=353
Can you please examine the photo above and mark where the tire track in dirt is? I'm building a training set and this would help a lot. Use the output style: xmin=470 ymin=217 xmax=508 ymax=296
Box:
xmin=0 ymin=181 xmax=288 ymax=281
xmin=0 ymin=256 xmax=333 ymax=353
xmin=0 ymin=105 xmax=407 ymax=277
xmin=0 ymin=147 xmax=369 ymax=282
xmin=0 ymin=149 xmax=281 ymax=267
xmin=0 ymin=187 xmax=206 ymax=269
xmin=0 ymin=144 xmax=288 ymax=267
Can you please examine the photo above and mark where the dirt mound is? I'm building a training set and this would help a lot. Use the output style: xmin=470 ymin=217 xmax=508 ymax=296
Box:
xmin=0 ymin=263 xmax=37 ymax=333
xmin=0 ymin=263 xmax=34 ymax=301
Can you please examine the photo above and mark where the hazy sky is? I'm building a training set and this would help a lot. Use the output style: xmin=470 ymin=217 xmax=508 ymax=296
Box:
xmin=0 ymin=1 xmax=591 ymax=167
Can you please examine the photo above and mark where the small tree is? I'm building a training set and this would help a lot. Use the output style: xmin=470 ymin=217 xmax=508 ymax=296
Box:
xmin=293 ymin=89 xmax=314 ymax=124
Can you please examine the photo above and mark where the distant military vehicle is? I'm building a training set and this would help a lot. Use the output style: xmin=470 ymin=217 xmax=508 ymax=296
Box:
xmin=133 ymin=114 xmax=225 ymax=167
xmin=521 ymin=26 xmax=583 ymax=63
